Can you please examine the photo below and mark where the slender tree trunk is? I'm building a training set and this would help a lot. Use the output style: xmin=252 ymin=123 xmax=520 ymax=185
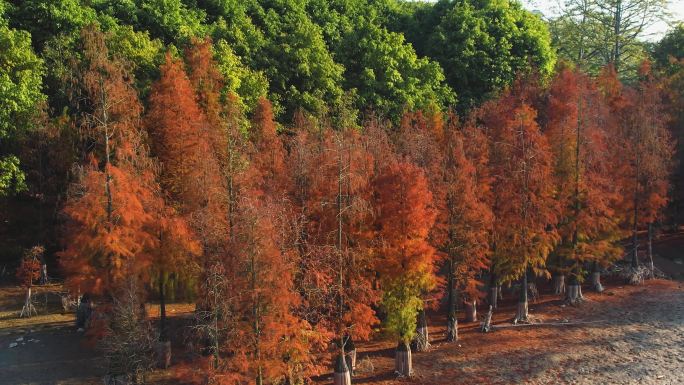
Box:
xmin=553 ymin=272 xmax=566 ymax=295
xmin=488 ymin=272 xmax=498 ymax=309
xmin=333 ymin=351 xmax=351 ymax=385
xmin=515 ymin=270 xmax=528 ymax=323
xmin=648 ymin=222 xmax=655 ymax=278
xmin=344 ymin=336 xmax=356 ymax=374
xmin=446 ymin=258 xmax=458 ymax=342
xmin=632 ymin=188 xmax=639 ymax=268
xmin=394 ymin=341 xmax=412 ymax=377
xmin=159 ymin=270 xmax=167 ymax=341
xmin=590 ymin=261 xmax=604 ymax=292
xmin=465 ymin=300 xmax=477 ymax=323
xmin=414 ymin=309 xmax=430 ymax=351
xmin=155 ymin=269 xmax=172 ymax=367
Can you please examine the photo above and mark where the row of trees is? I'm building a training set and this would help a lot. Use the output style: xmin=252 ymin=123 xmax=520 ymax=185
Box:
xmin=55 ymin=25 xmax=674 ymax=383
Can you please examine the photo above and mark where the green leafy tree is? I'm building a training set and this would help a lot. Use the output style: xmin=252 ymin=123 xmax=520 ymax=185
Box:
xmin=410 ymin=0 xmax=556 ymax=109
xmin=7 ymin=0 xmax=97 ymax=49
xmin=250 ymin=0 xmax=345 ymax=120
xmin=0 ymin=10 xmax=44 ymax=196
xmin=339 ymin=18 xmax=455 ymax=119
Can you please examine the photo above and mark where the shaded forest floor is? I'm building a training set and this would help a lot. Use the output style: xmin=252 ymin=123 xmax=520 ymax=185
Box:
xmin=0 ymin=237 xmax=683 ymax=384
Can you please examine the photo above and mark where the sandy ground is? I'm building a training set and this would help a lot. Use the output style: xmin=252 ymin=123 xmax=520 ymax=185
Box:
xmin=333 ymin=279 xmax=684 ymax=385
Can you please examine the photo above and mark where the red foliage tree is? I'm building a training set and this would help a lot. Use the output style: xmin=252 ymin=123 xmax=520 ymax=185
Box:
xmin=248 ymin=98 xmax=288 ymax=198
xmin=59 ymin=26 xmax=156 ymax=298
xmin=545 ymin=67 xmax=623 ymax=298
xmin=440 ymin=114 xmax=492 ymax=341
xmin=617 ymin=62 xmax=674 ymax=273
xmin=230 ymin=200 xmax=316 ymax=385
xmin=482 ymin=83 xmax=558 ymax=322
xmin=145 ymin=53 xmax=227 ymax=256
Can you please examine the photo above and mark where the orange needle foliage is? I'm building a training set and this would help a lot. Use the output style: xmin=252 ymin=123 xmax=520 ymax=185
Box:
xmin=482 ymin=84 xmax=558 ymax=284
xmin=373 ymin=160 xmax=436 ymax=345
xmin=545 ymin=67 xmax=623 ymax=276
xmin=59 ymin=26 xmax=157 ymax=297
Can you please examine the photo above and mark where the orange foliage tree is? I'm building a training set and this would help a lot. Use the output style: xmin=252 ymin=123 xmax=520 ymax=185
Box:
xmin=373 ymin=160 xmax=436 ymax=376
xmin=482 ymin=82 xmax=557 ymax=322
xmin=290 ymin=126 xmax=377 ymax=376
xmin=619 ymin=62 xmax=674 ymax=273
xmin=229 ymin=200 xmax=316 ymax=385
xmin=59 ymin=26 xmax=156 ymax=298
xmin=544 ymin=67 xmax=623 ymax=298
xmin=440 ymin=114 xmax=492 ymax=341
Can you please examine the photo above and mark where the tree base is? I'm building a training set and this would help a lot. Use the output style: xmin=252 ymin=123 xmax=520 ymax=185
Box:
xmin=489 ymin=287 xmax=498 ymax=309
xmin=553 ymin=274 xmax=566 ymax=295
xmin=514 ymin=301 xmax=528 ymax=324
xmin=565 ymin=284 xmax=583 ymax=305
xmin=394 ymin=343 xmax=412 ymax=377
xmin=333 ymin=371 xmax=351 ymax=385
xmin=413 ymin=325 xmax=430 ymax=352
xmin=20 ymin=288 xmax=37 ymax=318
xmin=590 ymin=272 xmax=604 ymax=293
xmin=446 ymin=316 xmax=458 ymax=342
xmin=154 ymin=341 xmax=171 ymax=369
xmin=481 ymin=306 xmax=493 ymax=333
xmin=465 ymin=301 xmax=477 ymax=323
xmin=334 ymin=353 xmax=351 ymax=385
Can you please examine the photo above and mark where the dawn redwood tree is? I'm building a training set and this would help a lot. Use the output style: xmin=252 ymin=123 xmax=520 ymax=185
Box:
xmin=440 ymin=114 xmax=492 ymax=341
xmin=621 ymin=62 xmax=674 ymax=276
xmin=373 ymin=160 xmax=436 ymax=377
xmin=17 ymin=246 xmax=44 ymax=317
xmin=147 ymin=196 xmax=200 ymax=358
xmin=145 ymin=53 xmax=227 ymax=252
xmin=299 ymin=127 xmax=377 ymax=382
xmin=396 ymin=109 xmax=445 ymax=351
xmin=248 ymin=97 xmax=288 ymax=198
xmin=59 ymin=26 xmax=156 ymax=299
xmin=185 ymin=37 xmax=251 ymax=238
xmin=483 ymin=85 xmax=557 ymax=323
xmin=545 ymin=67 xmax=622 ymax=300
xmin=231 ymin=200 xmax=312 ymax=385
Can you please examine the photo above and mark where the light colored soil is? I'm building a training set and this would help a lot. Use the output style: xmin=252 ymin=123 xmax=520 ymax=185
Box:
xmin=335 ymin=279 xmax=684 ymax=385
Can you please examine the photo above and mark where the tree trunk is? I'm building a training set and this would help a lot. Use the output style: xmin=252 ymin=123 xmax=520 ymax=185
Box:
xmin=553 ymin=273 xmax=566 ymax=295
xmin=413 ymin=309 xmax=430 ymax=352
xmin=20 ymin=286 xmax=36 ymax=318
xmin=344 ymin=336 xmax=356 ymax=373
xmin=394 ymin=341 xmax=412 ymax=377
xmin=159 ymin=271 xmax=167 ymax=341
xmin=648 ymin=222 xmax=655 ymax=278
xmin=446 ymin=312 xmax=458 ymax=342
xmin=590 ymin=262 xmax=603 ymax=293
xmin=156 ymin=271 xmax=171 ymax=368
xmin=481 ymin=305 xmax=493 ymax=333
xmin=488 ymin=273 xmax=498 ymax=309
xmin=514 ymin=270 xmax=528 ymax=323
xmin=333 ymin=352 xmax=351 ymax=385
xmin=154 ymin=340 xmax=171 ymax=369
xmin=446 ymin=258 xmax=458 ymax=342
xmin=566 ymin=274 xmax=583 ymax=305
xmin=632 ymin=198 xmax=639 ymax=268
xmin=465 ymin=300 xmax=477 ymax=323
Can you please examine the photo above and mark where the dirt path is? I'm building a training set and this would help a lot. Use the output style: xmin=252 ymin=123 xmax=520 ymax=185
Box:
xmin=339 ymin=279 xmax=684 ymax=385
xmin=0 ymin=323 xmax=102 ymax=385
